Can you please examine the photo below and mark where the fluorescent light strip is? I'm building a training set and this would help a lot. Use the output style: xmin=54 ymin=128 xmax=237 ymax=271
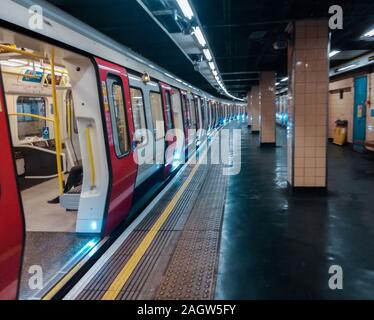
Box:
xmin=337 ymin=64 xmax=356 ymax=72
xmin=281 ymin=77 xmax=289 ymax=82
xmin=208 ymin=61 xmax=215 ymax=70
xmin=363 ymin=28 xmax=374 ymax=37
xmin=329 ymin=50 xmax=341 ymax=58
xmin=203 ymin=49 xmax=212 ymax=61
xmin=176 ymin=0 xmax=194 ymax=20
xmin=192 ymin=26 xmax=206 ymax=47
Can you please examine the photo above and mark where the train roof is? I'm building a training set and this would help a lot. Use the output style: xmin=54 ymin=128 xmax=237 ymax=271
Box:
xmin=0 ymin=0 xmax=245 ymax=106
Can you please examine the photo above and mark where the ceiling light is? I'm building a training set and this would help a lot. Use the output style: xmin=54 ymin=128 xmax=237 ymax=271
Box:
xmin=192 ymin=26 xmax=206 ymax=47
xmin=176 ymin=0 xmax=194 ymax=20
xmin=208 ymin=61 xmax=215 ymax=70
xmin=281 ymin=77 xmax=288 ymax=82
xmin=329 ymin=50 xmax=341 ymax=58
xmin=203 ymin=49 xmax=212 ymax=61
xmin=363 ymin=28 xmax=374 ymax=37
xmin=212 ymin=70 xmax=218 ymax=76
xmin=275 ymin=82 xmax=280 ymax=86
xmin=337 ymin=64 xmax=356 ymax=72
xmin=9 ymin=59 xmax=28 ymax=65
xmin=0 ymin=60 xmax=24 ymax=67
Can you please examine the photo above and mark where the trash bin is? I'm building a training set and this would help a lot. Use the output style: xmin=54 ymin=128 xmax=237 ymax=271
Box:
xmin=333 ymin=119 xmax=348 ymax=146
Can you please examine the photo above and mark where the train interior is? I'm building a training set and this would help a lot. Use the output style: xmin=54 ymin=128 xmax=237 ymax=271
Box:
xmin=0 ymin=28 xmax=105 ymax=299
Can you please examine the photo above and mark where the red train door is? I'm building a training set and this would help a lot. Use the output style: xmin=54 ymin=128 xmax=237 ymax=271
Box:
xmin=95 ymin=58 xmax=137 ymax=235
xmin=0 ymin=71 xmax=24 ymax=299
xmin=160 ymin=82 xmax=175 ymax=176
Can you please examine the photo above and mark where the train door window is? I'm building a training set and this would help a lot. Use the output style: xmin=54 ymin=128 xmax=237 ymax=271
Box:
xmin=194 ymin=97 xmax=201 ymax=129
xmin=164 ymin=91 xmax=174 ymax=130
xmin=130 ymin=87 xmax=147 ymax=144
xmin=189 ymin=97 xmax=197 ymax=129
xmin=66 ymin=89 xmax=78 ymax=136
xmin=107 ymin=74 xmax=130 ymax=157
xmin=171 ymin=89 xmax=184 ymax=132
xmin=16 ymin=96 xmax=46 ymax=141
xmin=150 ymin=91 xmax=165 ymax=140
xmin=181 ymin=94 xmax=190 ymax=128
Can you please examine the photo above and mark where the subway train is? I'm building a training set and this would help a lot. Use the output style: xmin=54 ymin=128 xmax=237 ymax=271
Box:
xmin=0 ymin=1 xmax=246 ymax=299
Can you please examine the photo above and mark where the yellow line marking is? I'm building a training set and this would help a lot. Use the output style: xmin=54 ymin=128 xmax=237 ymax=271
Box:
xmin=101 ymin=163 xmax=201 ymax=300
xmin=42 ymin=260 xmax=84 ymax=300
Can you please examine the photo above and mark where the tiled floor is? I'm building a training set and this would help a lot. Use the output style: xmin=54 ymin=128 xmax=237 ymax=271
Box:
xmin=216 ymin=123 xmax=374 ymax=299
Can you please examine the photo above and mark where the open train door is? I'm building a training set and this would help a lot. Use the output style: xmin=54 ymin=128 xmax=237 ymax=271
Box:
xmin=0 ymin=69 xmax=25 ymax=299
xmin=95 ymin=58 xmax=138 ymax=235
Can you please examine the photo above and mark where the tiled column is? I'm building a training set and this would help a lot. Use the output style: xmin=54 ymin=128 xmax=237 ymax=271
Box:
xmin=259 ymin=71 xmax=276 ymax=145
xmin=287 ymin=19 xmax=329 ymax=187
xmin=250 ymin=86 xmax=260 ymax=133
xmin=247 ymin=91 xmax=252 ymax=127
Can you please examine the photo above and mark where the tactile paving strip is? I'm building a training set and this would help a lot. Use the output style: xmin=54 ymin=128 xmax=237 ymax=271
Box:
xmin=155 ymin=164 xmax=228 ymax=300
xmin=76 ymin=164 xmax=209 ymax=300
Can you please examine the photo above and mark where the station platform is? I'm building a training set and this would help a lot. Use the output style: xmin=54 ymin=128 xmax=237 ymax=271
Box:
xmin=62 ymin=122 xmax=374 ymax=300
xmin=64 ymin=129 xmax=229 ymax=300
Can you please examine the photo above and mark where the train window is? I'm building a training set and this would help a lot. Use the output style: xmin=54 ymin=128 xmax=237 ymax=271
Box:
xmin=107 ymin=74 xmax=130 ymax=157
xmin=164 ymin=91 xmax=174 ymax=130
xmin=149 ymin=92 xmax=165 ymax=140
xmin=189 ymin=97 xmax=197 ymax=129
xmin=181 ymin=94 xmax=191 ymax=128
xmin=16 ymin=96 xmax=47 ymax=140
xmin=130 ymin=87 xmax=147 ymax=144
xmin=66 ymin=89 xmax=78 ymax=137
xmin=171 ymin=89 xmax=184 ymax=132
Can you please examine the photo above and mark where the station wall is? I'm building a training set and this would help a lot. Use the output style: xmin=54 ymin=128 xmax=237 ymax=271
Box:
xmin=328 ymin=71 xmax=374 ymax=144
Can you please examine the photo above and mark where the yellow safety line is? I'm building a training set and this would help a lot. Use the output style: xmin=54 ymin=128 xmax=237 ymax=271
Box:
xmin=42 ymin=260 xmax=84 ymax=300
xmin=85 ymin=127 xmax=96 ymax=189
xmin=101 ymin=163 xmax=201 ymax=300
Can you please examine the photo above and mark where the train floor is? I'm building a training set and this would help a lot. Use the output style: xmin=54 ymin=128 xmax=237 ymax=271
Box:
xmin=62 ymin=122 xmax=374 ymax=300
xmin=19 ymin=232 xmax=99 ymax=299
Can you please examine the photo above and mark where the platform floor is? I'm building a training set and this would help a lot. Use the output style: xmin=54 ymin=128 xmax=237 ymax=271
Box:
xmin=63 ymin=122 xmax=374 ymax=300
xmin=216 ymin=124 xmax=374 ymax=299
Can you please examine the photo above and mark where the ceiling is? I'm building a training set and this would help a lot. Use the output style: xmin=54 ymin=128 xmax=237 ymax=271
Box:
xmin=46 ymin=0 xmax=374 ymax=98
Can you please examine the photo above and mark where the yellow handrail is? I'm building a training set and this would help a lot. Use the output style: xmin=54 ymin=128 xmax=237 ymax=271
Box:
xmin=8 ymin=112 xmax=54 ymax=123
xmin=0 ymin=44 xmax=46 ymax=60
xmin=50 ymin=47 xmax=64 ymax=194
xmin=1 ymin=44 xmax=65 ymax=194
xmin=67 ymin=97 xmax=72 ymax=139
xmin=2 ymin=71 xmax=40 ymax=79
xmin=85 ymin=127 xmax=96 ymax=190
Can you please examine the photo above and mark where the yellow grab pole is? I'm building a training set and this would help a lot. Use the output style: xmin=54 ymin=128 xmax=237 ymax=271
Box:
xmin=50 ymin=47 xmax=64 ymax=194
xmin=85 ymin=127 xmax=96 ymax=190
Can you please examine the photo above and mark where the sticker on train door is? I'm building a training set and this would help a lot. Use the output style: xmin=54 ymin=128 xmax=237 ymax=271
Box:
xmin=101 ymin=80 xmax=109 ymax=111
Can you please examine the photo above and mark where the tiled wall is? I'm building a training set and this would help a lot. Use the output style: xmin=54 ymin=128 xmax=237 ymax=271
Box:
xmin=289 ymin=19 xmax=328 ymax=187
xmin=251 ymin=86 xmax=260 ymax=132
xmin=328 ymin=78 xmax=354 ymax=143
xmin=260 ymin=72 xmax=276 ymax=144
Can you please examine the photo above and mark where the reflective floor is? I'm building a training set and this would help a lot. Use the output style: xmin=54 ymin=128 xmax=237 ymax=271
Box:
xmin=216 ymin=123 xmax=374 ymax=299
